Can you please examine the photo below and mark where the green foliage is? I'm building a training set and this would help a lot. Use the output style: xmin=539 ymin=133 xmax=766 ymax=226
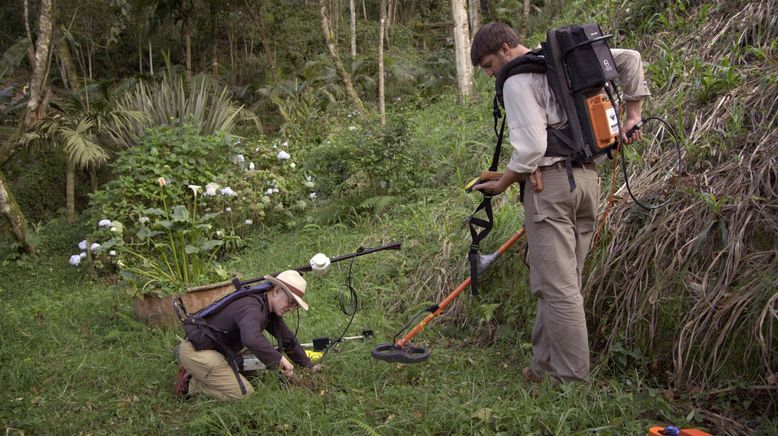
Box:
xmin=0 ymin=37 xmax=30 ymax=81
xmin=109 ymin=71 xmax=254 ymax=149
xmin=98 ymin=185 xmax=232 ymax=296
xmin=302 ymin=114 xmax=424 ymax=218
xmin=693 ymin=59 xmax=742 ymax=104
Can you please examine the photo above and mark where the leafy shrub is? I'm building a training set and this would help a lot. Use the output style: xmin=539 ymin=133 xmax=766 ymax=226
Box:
xmin=302 ymin=115 xmax=424 ymax=215
xmin=86 ymin=124 xmax=315 ymax=294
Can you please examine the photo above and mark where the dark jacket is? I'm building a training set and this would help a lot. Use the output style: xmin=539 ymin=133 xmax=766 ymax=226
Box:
xmin=184 ymin=293 xmax=312 ymax=369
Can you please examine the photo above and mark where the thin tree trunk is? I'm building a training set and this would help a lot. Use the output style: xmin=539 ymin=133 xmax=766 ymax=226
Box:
xmin=0 ymin=171 xmax=36 ymax=255
xmin=25 ymin=0 xmax=54 ymax=128
xmin=23 ymin=0 xmax=36 ymax=66
xmin=319 ymin=0 xmax=365 ymax=114
xmin=65 ymin=156 xmax=75 ymax=223
xmin=148 ymin=40 xmax=154 ymax=76
xmin=361 ymin=0 xmax=366 ymax=20
xmin=468 ymin=0 xmax=481 ymax=36
xmin=350 ymin=0 xmax=356 ymax=58
xmin=451 ymin=0 xmax=473 ymax=102
xmin=519 ymin=0 xmax=531 ymax=44
xmin=245 ymin=0 xmax=279 ymax=83
xmin=182 ymin=14 xmax=192 ymax=76
xmin=378 ymin=0 xmax=386 ymax=126
xmin=58 ymin=35 xmax=80 ymax=91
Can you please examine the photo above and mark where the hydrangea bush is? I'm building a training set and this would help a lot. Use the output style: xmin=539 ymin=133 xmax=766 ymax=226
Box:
xmin=80 ymin=124 xmax=316 ymax=296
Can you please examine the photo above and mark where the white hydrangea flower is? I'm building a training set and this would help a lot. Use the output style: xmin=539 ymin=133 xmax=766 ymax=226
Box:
xmin=110 ymin=226 xmax=119 ymax=233
xmin=204 ymin=183 xmax=219 ymax=196
xmin=265 ymin=188 xmax=274 ymax=195
xmin=290 ymin=163 xmax=296 ymax=169
xmin=220 ymin=187 xmax=237 ymax=196
xmin=348 ymin=126 xmax=357 ymax=131
xmin=282 ymin=140 xmax=289 ymax=147
xmin=79 ymin=252 xmax=87 ymax=258
xmin=232 ymin=154 xmax=245 ymax=164
xmin=273 ymin=188 xmax=279 ymax=194
xmin=109 ymin=250 xmax=117 ymax=256
xmin=244 ymin=219 xmax=253 ymax=225
xmin=309 ymin=192 xmax=317 ymax=199
xmin=248 ymin=162 xmax=255 ymax=171
xmin=69 ymin=255 xmax=82 ymax=266
xmin=90 ymin=242 xmax=101 ymax=251
xmin=98 ymin=219 xmax=112 ymax=227
xmin=138 ymin=216 xmax=150 ymax=224
xmin=304 ymin=181 xmax=315 ymax=188
xmin=225 ymin=207 xmax=232 ymax=213
xmin=277 ymin=151 xmax=290 ymax=160
xmin=78 ymin=240 xmax=87 ymax=250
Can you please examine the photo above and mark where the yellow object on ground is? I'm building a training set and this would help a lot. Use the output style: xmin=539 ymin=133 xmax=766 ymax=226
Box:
xmin=305 ymin=350 xmax=323 ymax=362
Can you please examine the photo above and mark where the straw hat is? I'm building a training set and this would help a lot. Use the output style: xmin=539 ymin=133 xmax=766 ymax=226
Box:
xmin=264 ymin=270 xmax=309 ymax=311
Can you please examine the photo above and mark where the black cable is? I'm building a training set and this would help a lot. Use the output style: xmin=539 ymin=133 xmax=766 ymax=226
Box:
xmin=604 ymin=83 xmax=683 ymax=210
xmin=320 ymin=246 xmax=363 ymax=361
xmin=619 ymin=116 xmax=683 ymax=210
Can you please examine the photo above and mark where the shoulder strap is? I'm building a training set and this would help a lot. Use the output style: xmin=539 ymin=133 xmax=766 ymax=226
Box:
xmin=494 ymin=49 xmax=546 ymax=108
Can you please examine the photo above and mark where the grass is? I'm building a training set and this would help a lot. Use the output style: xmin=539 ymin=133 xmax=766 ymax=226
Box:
xmin=1 ymin=215 xmax=706 ymax=435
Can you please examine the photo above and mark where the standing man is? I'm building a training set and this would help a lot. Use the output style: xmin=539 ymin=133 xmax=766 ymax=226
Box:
xmin=174 ymin=270 xmax=319 ymax=400
xmin=469 ymin=22 xmax=650 ymax=383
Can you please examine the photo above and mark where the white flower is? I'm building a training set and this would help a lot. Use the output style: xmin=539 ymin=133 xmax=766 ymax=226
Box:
xmin=304 ymin=181 xmax=315 ymax=188
xmin=248 ymin=162 xmax=255 ymax=171
xmin=216 ymin=230 xmax=224 ymax=238
xmin=309 ymin=192 xmax=317 ymax=199
xmin=138 ymin=216 xmax=150 ymax=224
xmin=78 ymin=240 xmax=87 ymax=250
xmin=188 ymin=185 xmax=202 ymax=195
xmin=225 ymin=207 xmax=232 ymax=212
xmin=109 ymin=250 xmax=117 ymax=256
xmin=306 ymin=176 xmax=313 ymax=182
xmin=282 ymin=140 xmax=289 ymax=147
xmin=79 ymin=252 xmax=87 ymax=258
xmin=265 ymin=188 xmax=274 ymax=195
xmin=272 ymin=188 xmax=279 ymax=194
xmin=98 ymin=219 xmax=112 ymax=227
xmin=277 ymin=151 xmax=290 ymax=160
xmin=255 ymin=146 xmax=260 ymax=152
xmin=110 ymin=227 xmax=118 ymax=233
xmin=158 ymin=177 xmax=167 ymax=187
xmin=69 ymin=255 xmax=82 ymax=266
xmin=90 ymin=242 xmax=101 ymax=251
xmin=273 ymin=144 xmax=277 ymax=148
xmin=204 ymin=182 xmax=219 ymax=196
xmin=348 ymin=125 xmax=357 ymax=131
xmin=244 ymin=219 xmax=253 ymax=225
xmin=220 ymin=187 xmax=237 ymax=197
xmin=233 ymin=154 xmax=245 ymax=163
xmin=290 ymin=163 xmax=296 ymax=169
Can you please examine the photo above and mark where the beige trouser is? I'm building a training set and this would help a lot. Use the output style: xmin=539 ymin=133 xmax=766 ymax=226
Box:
xmin=178 ymin=340 xmax=255 ymax=400
xmin=523 ymin=163 xmax=599 ymax=383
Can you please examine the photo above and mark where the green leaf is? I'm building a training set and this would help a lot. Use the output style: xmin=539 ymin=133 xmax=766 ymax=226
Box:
xmin=172 ymin=205 xmax=190 ymax=221
xmin=200 ymin=240 xmax=223 ymax=251
xmin=185 ymin=245 xmax=200 ymax=254
xmin=143 ymin=208 xmax=165 ymax=216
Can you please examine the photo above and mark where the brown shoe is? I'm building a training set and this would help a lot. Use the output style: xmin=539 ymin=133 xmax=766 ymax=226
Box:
xmin=174 ymin=366 xmax=191 ymax=398
xmin=522 ymin=367 xmax=544 ymax=383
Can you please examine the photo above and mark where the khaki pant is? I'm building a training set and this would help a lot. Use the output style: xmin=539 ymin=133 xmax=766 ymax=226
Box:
xmin=178 ymin=340 xmax=255 ymax=400
xmin=523 ymin=164 xmax=599 ymax=383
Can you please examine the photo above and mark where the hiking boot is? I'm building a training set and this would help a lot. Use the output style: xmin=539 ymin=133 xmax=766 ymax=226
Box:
xmin=522 ymin=367 xmax=544 ymax=383
xmin=174 ymin=366 xmax=191 ymax=398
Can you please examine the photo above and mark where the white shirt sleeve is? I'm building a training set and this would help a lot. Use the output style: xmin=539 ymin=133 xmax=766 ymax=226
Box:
xmin=503 ymin=73 xmax=567 ymax=173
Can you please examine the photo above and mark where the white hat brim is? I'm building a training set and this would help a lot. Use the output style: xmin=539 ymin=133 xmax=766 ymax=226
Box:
xmin=264 ymin=275 xmax=309 ymax=311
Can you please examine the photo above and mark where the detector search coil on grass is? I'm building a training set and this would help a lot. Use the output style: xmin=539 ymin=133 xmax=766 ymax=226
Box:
xmin=371 ymin=229 xmax=525 ymax=364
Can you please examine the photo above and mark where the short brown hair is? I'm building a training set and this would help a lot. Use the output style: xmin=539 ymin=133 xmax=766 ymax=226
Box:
xmin=470 ymin=22 xmax=520 ymax=66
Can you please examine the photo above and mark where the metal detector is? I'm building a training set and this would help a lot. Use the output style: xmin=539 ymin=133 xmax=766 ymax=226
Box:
xmin=371 ymin=229 xmax=526 ymax=364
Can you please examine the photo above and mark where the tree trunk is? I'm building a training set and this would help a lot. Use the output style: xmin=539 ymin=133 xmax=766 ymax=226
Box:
xmin=210 ymin=1 xmax=219 ymax=75
xmin=451 ymin=0 xmax=473 ymax=102
xmin=0 ymin=171 xmax=36 ymax=255
xmin=24 ymin=0 xmax=54 ymax=128
xmin=66 ymin=157 xmax=75 ymax=223
xmin=350 ymin=0 xmax=356 ymax=58
xmin=182 ymin=14 xmax=192 ymax=76
xmin=23 ymin=0 xmax=36 ymax=66
xmin=246 ymin=0 xmax=279 ymax=83
xmin=468 ymin=0 xmax=481 ymax=36
xmin=378 ymin=0 xmax=386 ymax=126
xmin=519 ymin=0 xmax=531 ymax=44
xmin=57 ymin=34 xmax=80 ymax=91
xmin=319 ymin=0 xmax=366 ymax=114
